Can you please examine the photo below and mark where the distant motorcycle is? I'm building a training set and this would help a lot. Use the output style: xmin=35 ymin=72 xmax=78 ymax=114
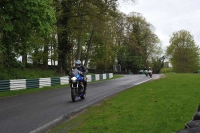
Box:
xmin=148 ymin=70 xmax=153 ymax=78
xmin=144 ymin=70 xmax=148 ymax=76
xmin=69 ymin=68 xmax=86 ymax=102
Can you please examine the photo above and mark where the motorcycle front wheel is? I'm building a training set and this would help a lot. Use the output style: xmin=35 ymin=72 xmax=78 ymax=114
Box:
xmin=149 ymin=73 xmax=152 ymax=78
xmin=71 ymin=89 xmax=77 ymax=102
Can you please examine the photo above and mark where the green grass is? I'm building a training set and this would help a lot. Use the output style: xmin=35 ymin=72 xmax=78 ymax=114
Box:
xmin=0 ymin=75 xmax=123 ymax=98
xmin=47 ymin=73 xmax=200 ymax=133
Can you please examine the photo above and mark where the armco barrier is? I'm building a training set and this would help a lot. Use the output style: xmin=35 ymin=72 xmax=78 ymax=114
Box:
xmin=39 ymin=78 xmax=51 ymax=88
xmin=91 ymin=74 xmax=96 ymax=81
xmin=86 ymin=75 xmax=92 ymax=82
xmin=99 ymin=74 xmax=103 ymax=80
xmin=10 ymin=79 xmax=26 ymax=91
xmin=26 ymin=79 xmax=39 ymax=89
xmin=95 ymin=74 xmax=99 ymax=81
xmin=51 ymin=77 xmax=60 ymax=86
xmin=0 ymin=80 xmax=10 ymax=92
xmin=60 ymin=77 xmax=69 ymax=85
xmin=0 ymin=73 xmax=113 ymax=92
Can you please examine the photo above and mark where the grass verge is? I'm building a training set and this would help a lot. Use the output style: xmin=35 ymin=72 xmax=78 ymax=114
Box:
xmin=0 ymin=75 xmax=123 ymax=98
xmin=47 ymin=73 xmax=200 ymax=133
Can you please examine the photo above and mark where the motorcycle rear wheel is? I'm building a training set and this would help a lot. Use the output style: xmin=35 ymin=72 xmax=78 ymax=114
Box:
xmin=80 ymin=91 xmax=86 ymax=99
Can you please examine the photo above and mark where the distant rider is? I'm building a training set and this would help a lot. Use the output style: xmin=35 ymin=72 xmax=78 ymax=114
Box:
xmin=74 ymin=60 xmax=88 ymax=93
xmin=148 ymin=67 xmax=152 ymax=71
xmin=148 ymin=67 xmax=153 ymax=74
xmin=143 ymin=67 xmax=148 ymax=76
xmin=143 ymin=67 xmax=147 ymax=71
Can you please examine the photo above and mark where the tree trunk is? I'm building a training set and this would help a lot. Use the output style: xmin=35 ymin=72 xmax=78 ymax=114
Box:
xmin=43 ymin=42 xmax=49 ymax=69
xmin=33 ymin=48 xmax=39 ymax=68
xmin=2 ymin=33 xmax=13 ymax=69
xmin=84 ymin=26 xmax=95 ymax=67
xmin=22 ymin=54 xmax=27 ymax=68
xmin=56 ymin=0 xmax=75 ymax=74
xmin=76 ymin=14 xmax=84 ymax=60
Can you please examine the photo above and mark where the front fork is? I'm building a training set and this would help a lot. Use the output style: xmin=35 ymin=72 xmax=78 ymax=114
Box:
xmin=70 ymin=81 xmax=84 ymax=94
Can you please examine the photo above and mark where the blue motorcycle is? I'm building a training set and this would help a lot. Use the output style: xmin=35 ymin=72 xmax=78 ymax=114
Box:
xmin=69 ymin=68 xmax=86 ymax=102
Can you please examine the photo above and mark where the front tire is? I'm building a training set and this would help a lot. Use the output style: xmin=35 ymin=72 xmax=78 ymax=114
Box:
xmin=71 ymin=89 xmax=77 ymax=102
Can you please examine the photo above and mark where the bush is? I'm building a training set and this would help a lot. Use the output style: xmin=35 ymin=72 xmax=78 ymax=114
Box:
xmin=160 ymin=67 xmax=174 ymax=73
xmin=0 ymin=69 xmax=19 ymax=80
xmin=0 ymin=68 xmax=66 ymax=80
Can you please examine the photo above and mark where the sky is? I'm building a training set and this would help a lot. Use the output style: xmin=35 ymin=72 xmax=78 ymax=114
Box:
xmin=118 ymin=0 xmax=200 ymax=52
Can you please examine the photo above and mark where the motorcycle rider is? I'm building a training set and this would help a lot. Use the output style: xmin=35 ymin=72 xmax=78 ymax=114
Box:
xmin=148 ymin=67 xmax=152 ymax=71
xmin=143 ymin=67 xmax=148 ymax=76
xmin=74 ymin=60 xmax=88 ymax=93
xmin=148 ymin=67 xmax=153 ymax=77
xmin=143 ymin=67 xmax=147 ymax=71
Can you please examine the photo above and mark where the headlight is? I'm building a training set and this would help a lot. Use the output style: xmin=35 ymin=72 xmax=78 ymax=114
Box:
xmin=71 ymin=77 xmax=77 ymax=81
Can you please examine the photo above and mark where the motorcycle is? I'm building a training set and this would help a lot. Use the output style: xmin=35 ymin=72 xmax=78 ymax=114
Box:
xmin=144 ymin=70 xmax=148 ymax=76
xmin=148 ymin=70 xmax=153 ymax=78
xmin=69 ymin=68 xmax=86 ymax=102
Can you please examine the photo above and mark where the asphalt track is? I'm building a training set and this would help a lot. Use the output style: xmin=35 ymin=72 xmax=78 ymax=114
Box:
xmin=0 ymin=74 xmax=160 ymax=133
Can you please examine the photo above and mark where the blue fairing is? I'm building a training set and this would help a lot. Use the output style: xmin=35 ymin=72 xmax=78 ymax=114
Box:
xmin=76 ymin=74 xmax=84 ymax=81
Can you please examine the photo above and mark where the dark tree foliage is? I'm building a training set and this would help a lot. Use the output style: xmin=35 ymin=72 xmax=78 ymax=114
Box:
xmin=0 ymin=0 xmax=56 ymax=69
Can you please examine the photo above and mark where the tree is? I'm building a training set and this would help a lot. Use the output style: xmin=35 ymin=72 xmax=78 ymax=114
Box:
xmin=0 ymin=0 xmax=56 ymax=68
xmin=166 ymin=30 xmax=199 ymax=73
xmin=117 ymin=12 xmax=162 ymax=73
xmin=55 ymin=0 xmax=74 ymax=73
xmin=88 ymin=18 xmax=118 ymax=70
xmin=54 ymin=0 xmax=137 ymax=72
xmin=151 ymin=56 xmax=165 ymax=73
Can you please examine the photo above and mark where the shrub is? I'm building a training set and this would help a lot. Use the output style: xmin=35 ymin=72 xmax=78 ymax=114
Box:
xmin=160 ymin=67 xmax=174 ymax=73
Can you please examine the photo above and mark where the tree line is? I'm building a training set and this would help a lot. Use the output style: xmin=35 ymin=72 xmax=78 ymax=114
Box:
xmin=1 ymin=0 xmax=198 ymax=76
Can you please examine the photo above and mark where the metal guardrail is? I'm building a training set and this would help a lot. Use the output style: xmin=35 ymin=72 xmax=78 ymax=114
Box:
xmin=0 ymin=80 xmax=10 ymax=92
xmin=87 ymin=69 xmax=129 ymax=74
xmin=0 ymin=73 xmax=113 ymax=92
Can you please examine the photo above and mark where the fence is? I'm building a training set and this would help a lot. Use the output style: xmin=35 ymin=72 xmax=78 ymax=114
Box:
xmin=87 ymin=69 xmax=129 ymax=74
xmin=0 ymin=73 xmax=113 ymax=92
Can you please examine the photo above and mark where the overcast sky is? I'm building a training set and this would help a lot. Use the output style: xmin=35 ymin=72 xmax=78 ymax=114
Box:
xmin=118 ymin=0 xmax=200 ymax=51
